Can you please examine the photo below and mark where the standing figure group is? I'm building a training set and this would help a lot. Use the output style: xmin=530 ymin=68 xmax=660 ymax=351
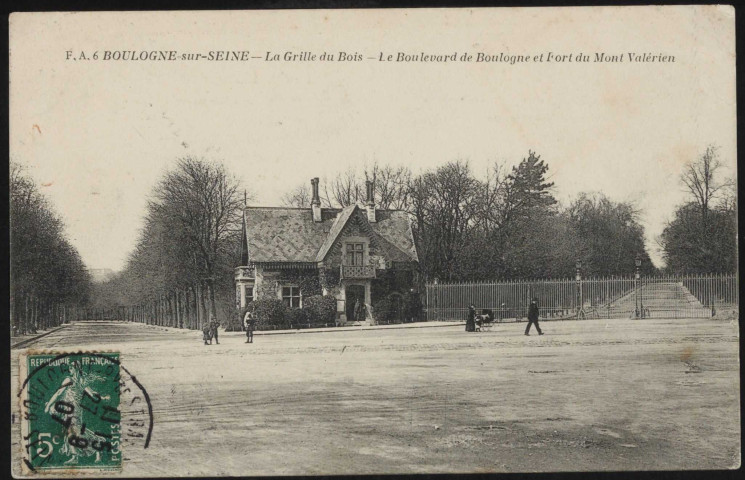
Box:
xmin=202 ymin=316 xmax=220 ymax=345
xmin=199 ymin=310 xmax=257 ymax=346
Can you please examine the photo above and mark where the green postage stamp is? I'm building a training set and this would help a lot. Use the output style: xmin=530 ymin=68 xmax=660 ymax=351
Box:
xmin=19 ymin=351 xmax=123 ymax=473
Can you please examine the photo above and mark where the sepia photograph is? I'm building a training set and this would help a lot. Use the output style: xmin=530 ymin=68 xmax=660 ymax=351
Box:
xmin=8 ymin=6 xmax=739 ymax=476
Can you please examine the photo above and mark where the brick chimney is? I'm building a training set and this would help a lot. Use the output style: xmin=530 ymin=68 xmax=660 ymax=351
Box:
xmin=311 ymin=177 xmax=322 ymax=222
xmin=365 ymin=179 xmax=376 ymax=223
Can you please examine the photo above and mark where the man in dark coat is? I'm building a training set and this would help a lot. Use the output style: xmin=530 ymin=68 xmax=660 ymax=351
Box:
xmin=466 ymin=304 xmax=476 ymax=332
xmin=202 ymin=323 xmax=212 ymax=345
xmin=244 ymin=310 xmax=255 ymax=344
xmin=209 ymin=316 xmax=220 ymax=344
xmin=354 ymin=298 xmax=365 ymax=322
xmin=525 ymin=298 xmax=544 ymax=336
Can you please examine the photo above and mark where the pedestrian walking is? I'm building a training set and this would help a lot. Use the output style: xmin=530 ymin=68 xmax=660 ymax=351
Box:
xmin=243 ymin=310 xmax=255 ymax=344
xmin=466 ymin=304 xmax=476 ymax=332
xmin=209 ymin=316 xmax=220 ymax=344
xmin=525 ymin=297 xmax=544 ymax=336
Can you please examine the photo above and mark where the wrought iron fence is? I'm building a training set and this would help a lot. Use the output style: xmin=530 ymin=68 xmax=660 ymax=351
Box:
xmin=425 ymin=274 xmax=738 ymax=321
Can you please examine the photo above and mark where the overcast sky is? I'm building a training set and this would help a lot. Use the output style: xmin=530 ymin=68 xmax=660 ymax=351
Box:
xmin=10 ymin=6 xmax=737 ymax=272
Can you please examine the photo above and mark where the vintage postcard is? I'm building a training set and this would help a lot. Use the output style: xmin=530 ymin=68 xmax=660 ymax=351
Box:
xmin=9 ymin=6 xmax=738 ymax=476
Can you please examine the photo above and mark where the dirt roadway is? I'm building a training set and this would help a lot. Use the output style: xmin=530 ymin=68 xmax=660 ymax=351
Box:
xmin=10 ymin=317 xmax=740 ymax=476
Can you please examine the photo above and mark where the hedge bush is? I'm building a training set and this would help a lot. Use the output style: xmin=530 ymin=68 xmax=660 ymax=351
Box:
xmin=373 ymin=295 xmax=397 ymax=323
xmin=284 ymin=307 xmax=308 ymax=328
xmin=302 ymin=295 xmax=337 ymax=324
xmin=252 ymin=298 xmax=287 ymax=329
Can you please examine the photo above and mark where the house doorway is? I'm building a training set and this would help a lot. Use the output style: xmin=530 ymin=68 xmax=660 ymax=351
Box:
xmin=389 ymin=292 xmax=405 ymax=323
xmin=345 ymin=285 xmax=366 ymax=321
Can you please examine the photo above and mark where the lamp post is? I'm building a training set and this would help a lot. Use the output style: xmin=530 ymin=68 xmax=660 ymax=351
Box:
xmin=575 ymin=260 xmax=583 ymax=319
xmin=635 ymin=254 xmax=642 ymax=318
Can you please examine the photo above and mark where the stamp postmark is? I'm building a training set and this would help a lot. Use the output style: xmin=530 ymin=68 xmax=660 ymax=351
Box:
xmin=18 ymin=351 xmax=153 ymax=474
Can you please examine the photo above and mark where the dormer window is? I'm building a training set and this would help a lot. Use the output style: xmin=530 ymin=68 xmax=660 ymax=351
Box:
xmin=346 ymin=243 xmax=365 ymax=266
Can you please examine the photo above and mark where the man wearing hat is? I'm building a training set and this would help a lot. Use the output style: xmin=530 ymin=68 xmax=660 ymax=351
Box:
xmin=525 ymin=297 xmax=544 ymax=336
xmin=243 ymin=309 xmax=255 ymax=344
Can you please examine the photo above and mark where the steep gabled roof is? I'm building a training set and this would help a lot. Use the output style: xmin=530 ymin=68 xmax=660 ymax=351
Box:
xmin=243 ymin=204 xmax=418 ymax=264
xmin=314 ymin=205 xmax=358 ymax=262
xmin=370 ymin=209 xmax=419 ymax=263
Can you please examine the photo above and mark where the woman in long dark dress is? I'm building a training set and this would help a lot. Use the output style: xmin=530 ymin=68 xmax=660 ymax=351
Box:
xmin=466 ymin=304 xmax=476 ymax=332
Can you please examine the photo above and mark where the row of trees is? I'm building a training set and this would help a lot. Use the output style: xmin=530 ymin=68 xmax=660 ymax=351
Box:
xmin=285 ymin=152 xmax=655 ymax=282
xmin=659 ymin=145 xmax=737 ymax=274
xmin=91 ymin=157 xmax=245 ymax=330
xmin=96 ymin=145 xmax=735 ymax=328
xmin=10 ymin=161 xmax=92 ymax=335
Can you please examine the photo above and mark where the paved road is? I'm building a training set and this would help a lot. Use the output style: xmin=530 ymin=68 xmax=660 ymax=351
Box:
xmin=10 ymin=318 xmax=741 ymax=476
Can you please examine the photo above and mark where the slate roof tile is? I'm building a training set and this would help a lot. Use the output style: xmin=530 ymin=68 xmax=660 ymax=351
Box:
xmin=244 ymin=205 xmax=418 ymax=264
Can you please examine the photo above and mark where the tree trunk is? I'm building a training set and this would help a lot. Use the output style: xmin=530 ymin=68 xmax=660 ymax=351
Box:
xmin=184 ymin=288 xmax=191 ymax=329
xmin=194 ymin=284 xmax=201 ymax=329
xmin=171 ymin=292 xmax=176 ymax=327
xmin=178 ymin=289 xmax=184 ymax=328
xmin=176 ymin=290 xmax=182 ymax=328
xmin=207 ymin=279 xmax=218 ymax=322
xmin=31 ymin=296 xmax=37 ymax=332
xmin=174 ymin=290 xmax=180 ymax=328
xmin=24 ymin=294 xmax=29 ymax=335
xmin=172 ymin=291 xmax=177 ymax=327
xmin=198 ymin=282 xmax=208 ymax=328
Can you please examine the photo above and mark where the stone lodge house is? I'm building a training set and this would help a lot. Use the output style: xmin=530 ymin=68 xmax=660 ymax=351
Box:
xmin=235 ymin=178 xmax=419 ymax=325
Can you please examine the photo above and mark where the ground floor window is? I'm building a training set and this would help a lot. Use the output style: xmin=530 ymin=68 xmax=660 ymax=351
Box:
xmin=245 ymin=285 xmax=254 ymax=305
xmin=238 ymin=284 xmax=255 ymax=308
xmin=282 ymin=286 xmax=301 ymax=308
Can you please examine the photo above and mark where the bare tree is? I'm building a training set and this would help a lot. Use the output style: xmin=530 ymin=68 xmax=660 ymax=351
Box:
xmin=364 ymin=163 xmax=413 ymax=210
xmin=660 ymin=145 xmax=737 ymax=274
xmin=153 ymin=157 xmax=246 ymax=321
xmin=681 ymin=145 xmax=732 ymax=226
xmin=475 ymin=161 xmax=509 ymax=234
xmin=409 ymin=161 xmax=481 ymax=281
xmin=716 ymin=176 xmax=737 ymax=214
xmin=283 ymin=163 xmax=412 ymax=211
xmin=324 ymin=168 xmax=362 ymax=207
xmin=281 ymin=183 xmax=312 ymax=208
